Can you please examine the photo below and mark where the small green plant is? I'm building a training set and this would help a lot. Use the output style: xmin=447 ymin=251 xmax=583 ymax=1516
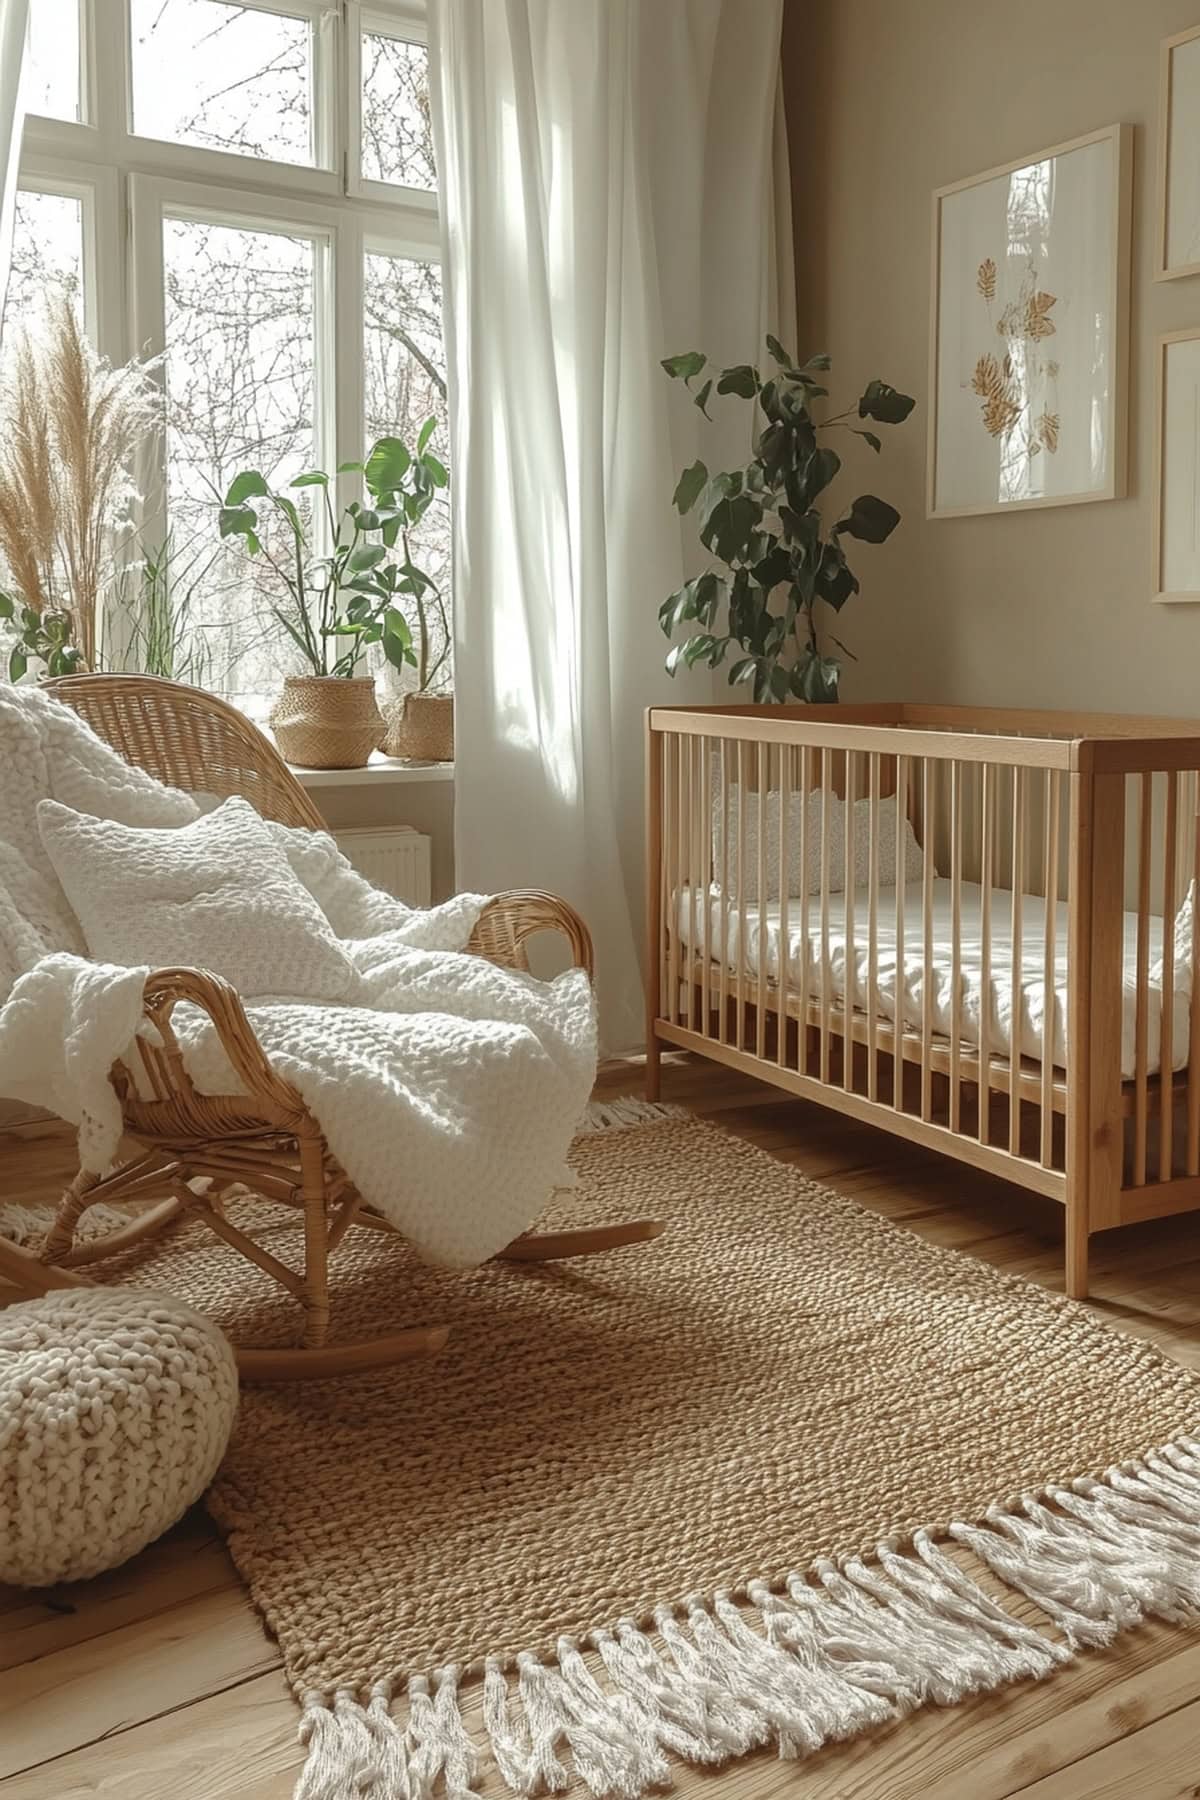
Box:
xmin=217 ymin=423 xmax=449 ymax=684
xmin=0 ymin=592 xmax=85 ymax=680
xmin=110 ymin=535 xmax=219 ymax=686
xmin=659 ymin=337 xmax=914 ymax=703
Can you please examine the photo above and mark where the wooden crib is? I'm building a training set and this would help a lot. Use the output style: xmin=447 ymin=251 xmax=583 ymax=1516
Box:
xmin=645 ymin=703 xmax=1200 ymax=1296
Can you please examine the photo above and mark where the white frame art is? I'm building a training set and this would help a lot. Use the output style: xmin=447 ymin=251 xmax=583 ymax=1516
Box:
xmin=928 ymin=123 xmax=1132 ymax=520
xmin=1153 ymin=329 xmax=1200 ymax=604
xmin=1157 ymin=24 xmax=1200 ymax=281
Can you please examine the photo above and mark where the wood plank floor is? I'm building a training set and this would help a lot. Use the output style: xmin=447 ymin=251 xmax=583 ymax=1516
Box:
xmin=4 ymin=1052 xmax=1200 ymax=1798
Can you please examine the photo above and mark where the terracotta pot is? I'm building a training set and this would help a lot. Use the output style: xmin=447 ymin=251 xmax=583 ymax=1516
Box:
xmin=269 ymin=675 xmax=384 ymax=770
xmin=382 ymin=692 xmax=454 ymax=762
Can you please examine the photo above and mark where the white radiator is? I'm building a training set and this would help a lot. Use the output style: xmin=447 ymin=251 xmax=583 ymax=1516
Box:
xmin=333 ymin=827 xmax=432 ymax=907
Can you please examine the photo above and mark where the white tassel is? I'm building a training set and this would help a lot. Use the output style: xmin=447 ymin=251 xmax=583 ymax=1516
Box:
xmin=593 ymin=1619 xmax=742 ymax=1764
xmin=364 ymin=1684 xmax=413 ymax=1799
xmin=404 ymin=1669 xmax=479 ymax=1800
xmin=296 ymin=1691 xmax=381 ymax=1800
xmin=555 ymin=1636 xmax=671 ymax=1797
xmin=576 ymin=1099 xmax=686 ymax=1135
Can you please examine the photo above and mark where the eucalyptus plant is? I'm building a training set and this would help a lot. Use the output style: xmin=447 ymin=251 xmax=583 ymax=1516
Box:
xmin=217 ymin=422 xmax=449 ymax=684
xmin=660 ymin=337 xmax=914 ymax=702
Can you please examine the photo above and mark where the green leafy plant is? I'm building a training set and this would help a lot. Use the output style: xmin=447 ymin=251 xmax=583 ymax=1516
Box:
xmin=659 ymin=337 xmax=914 ymax=702
xmin=110 ymin=534 xmax=219 ymax=687
xmin=217 ymin=422 xmax=449 ymax=684
xmin=0 ymin=592 xmax=85 ymax=681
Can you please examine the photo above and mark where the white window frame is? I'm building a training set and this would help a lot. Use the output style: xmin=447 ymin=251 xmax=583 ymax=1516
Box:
xmin=12 ymin=0 xmax=444 ymax=685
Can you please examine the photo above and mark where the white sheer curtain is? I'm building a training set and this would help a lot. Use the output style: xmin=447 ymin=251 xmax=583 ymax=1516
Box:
xmin=0 ymin=0 xmax=27 ymax=335
xmin=428 ymin=0 xmax=792 ymax=1049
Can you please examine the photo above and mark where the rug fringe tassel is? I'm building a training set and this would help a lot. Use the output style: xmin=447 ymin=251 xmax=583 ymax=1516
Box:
xmin=576 ymin=1099 xmax=686 ymax=1136
xmin=293 ymin=1436 xmax=1200 ymax=1800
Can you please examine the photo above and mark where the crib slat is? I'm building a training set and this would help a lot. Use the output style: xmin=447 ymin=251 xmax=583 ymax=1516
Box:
xmin=1009 ymin=766 xmax=1025 ymax=1157
xmin=894 ymin=755 xmax=907 ymax=1112
xmin=819 ymin=747 xmax=832 ymax=1084
xmin=1041 ymin=767 xmax=1061 ymax=1168
xmin=949 ymin=760 xmax=963 ymax=1132
xmin=698 ymin=739 xmax=711 ymax=1037
xmin=1160 ymin=770 xmax=1178 ymax=1181
xmin=867 ymin=751 xmax=880 ymax=1102
xmin=921 ymin=757 xmax=934 ymax=1122
xmin=717 ymin=739 xmax=730 ymax=1044
xmin=666 ymin=734 xmax=680 ymax=1027
xmin=978 ymin=763 xmax=994 ymax=1146
xmin=686 ymin=736 xmax=700 ymax=1033
xmin=735 ymin=740 xmax=749 ymax=1051
xmin=1134 ymin=771 xmax=1151 ymax=1187
xmin=756 ymin=741 xmax=768 ymax=1060
xmin=1189 ymin=786 xmax=1200 ymax=1175
xmin=777 ymin=744 xmax=792 ymax=1071
xmin=799 ymin=744 xmax=813 ymax=1075
xmin=843 ymin=749 xmax=857 ymax=1094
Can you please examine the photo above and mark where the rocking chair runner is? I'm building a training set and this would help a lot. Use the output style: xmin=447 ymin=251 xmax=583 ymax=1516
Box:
xmin=0 ymin=676 xmax=662 ymax=1379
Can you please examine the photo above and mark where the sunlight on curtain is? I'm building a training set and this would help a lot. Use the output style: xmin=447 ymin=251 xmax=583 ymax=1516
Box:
xmin=429 ymin=0 xmax=791 ymax=1048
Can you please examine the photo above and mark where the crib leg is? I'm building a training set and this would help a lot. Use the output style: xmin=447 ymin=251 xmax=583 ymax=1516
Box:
xmin=645 ymin=1028 xmax=662 ymax=1101
xmin=1065 ymin=1207 xmax=1090 ymax=1300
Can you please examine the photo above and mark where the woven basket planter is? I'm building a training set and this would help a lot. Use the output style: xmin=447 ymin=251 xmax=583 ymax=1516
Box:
xmin=270 ymin=675 xmax=384 ymax=770
xmin=382 ymin=692 xmax=454 ymax=762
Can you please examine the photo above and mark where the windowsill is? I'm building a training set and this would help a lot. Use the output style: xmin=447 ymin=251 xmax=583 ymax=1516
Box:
xmin=289 ymin=752 xmax=454 ymax=790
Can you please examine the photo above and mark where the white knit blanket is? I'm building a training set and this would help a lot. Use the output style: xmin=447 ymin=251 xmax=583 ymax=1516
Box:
xmin=0 ymin=686 xmax=597 ymax=1267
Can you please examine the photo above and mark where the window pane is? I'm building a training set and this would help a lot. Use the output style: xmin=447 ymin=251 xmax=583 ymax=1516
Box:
xmin=2 ymin=190 xmax=85 ymax=341
xmin=25 ymin=0 xmax=81 ymax=122
xmin=132 ymin=0 xmax=314 ymax=166
xmin=364 ymin=251 xmax=450 ymax=691
xmin=361 ymin=33 xmax=436 ymax=190
xmin=162 ymin=216 xmax=316 ymax=704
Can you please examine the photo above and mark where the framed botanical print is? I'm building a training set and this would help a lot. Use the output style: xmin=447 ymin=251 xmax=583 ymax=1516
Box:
xmin=1154 ymin=330 xmax=1200 ymax=603
xmin=1157 ymin=24 xmax=1200 ymax=281
xmin=928 ymin=124 xmax=1132 ymax=519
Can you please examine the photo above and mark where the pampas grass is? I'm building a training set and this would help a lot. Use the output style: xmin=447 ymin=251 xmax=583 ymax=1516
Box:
xmin=0 ymin=298 xmax=162 ymax=668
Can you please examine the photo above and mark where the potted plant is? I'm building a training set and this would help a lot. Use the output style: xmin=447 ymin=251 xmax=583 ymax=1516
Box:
xmin=362 ymin=427 xmax=454 ymax=763
xmin=217 ymin=423 xmax=447 ymax=768
xmin=659 ymin=337 xmax=914 ymax=702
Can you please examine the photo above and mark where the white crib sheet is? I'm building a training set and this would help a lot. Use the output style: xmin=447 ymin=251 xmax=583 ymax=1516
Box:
xmin=674 ymin=879 xmax=1190 ymax=1079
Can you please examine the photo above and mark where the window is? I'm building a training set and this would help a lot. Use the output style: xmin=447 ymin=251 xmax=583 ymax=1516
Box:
xmin=7 ymin=0 xmax=446 ymax=708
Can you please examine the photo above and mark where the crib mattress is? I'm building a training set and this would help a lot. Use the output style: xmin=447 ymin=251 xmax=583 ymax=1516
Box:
xmin=674 ymin=878 xmax=1188 ymax=1080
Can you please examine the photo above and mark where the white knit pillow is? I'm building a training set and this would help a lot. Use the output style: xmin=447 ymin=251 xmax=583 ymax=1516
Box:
xmin=712 ymin=787 xmax=925 ymax=902
xmin=37 ymin=795 xmax=358 ymax=1002
xmin=711 ymin=786 xmax=838 ymax=903
xmin=851 ymin=793 xmax=925 ymax=889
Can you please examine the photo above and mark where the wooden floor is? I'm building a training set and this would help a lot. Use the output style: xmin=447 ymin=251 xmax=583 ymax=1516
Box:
xmin=5 ymin=1053 xmax=1200 ymax=1798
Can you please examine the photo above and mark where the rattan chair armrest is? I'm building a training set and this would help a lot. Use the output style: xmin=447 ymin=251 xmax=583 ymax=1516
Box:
xmin=137 ymin=966 xmax=309 ymax=1121
xmin=467 ymin=890 xmax=595 ymax=980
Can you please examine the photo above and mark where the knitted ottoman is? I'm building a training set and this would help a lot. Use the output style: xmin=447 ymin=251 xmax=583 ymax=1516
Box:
xmin=0 ymin=1288 xmax=238 ymax=1586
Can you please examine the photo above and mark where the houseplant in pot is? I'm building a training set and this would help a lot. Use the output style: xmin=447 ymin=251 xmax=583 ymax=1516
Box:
xmin=658 ymin=337 xmax=914 ymax=702
xmin=361 ymin=424 xmax=454 ymax=762
xmin=217 ymin=438 xmax=441 ymax=768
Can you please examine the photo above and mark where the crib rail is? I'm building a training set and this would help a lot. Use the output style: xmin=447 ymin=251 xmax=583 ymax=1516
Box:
xmin=645 ymin=704 xmax=1200 ymax=1295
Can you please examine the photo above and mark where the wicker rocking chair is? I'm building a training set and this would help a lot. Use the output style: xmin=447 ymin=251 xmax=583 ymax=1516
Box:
xmin=0 ymin=676 xmax=662 ymax=1379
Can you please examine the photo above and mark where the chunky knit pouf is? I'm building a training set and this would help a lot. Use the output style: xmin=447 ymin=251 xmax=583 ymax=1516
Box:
xmin=0 ymin=1288 xmax=238 ymax=1586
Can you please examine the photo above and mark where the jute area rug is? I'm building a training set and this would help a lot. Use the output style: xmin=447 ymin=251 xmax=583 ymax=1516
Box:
xmin=95 ymin=1107 xmax=1200 ymax=1797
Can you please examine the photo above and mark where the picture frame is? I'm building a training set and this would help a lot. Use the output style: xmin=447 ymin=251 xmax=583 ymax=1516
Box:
xmin=927 ymin=123 xmax=1132 ymax=520
xmin=1157 ymin=24 xmax=1200 ymax=282
xmin=1153 ymin=328 xmax=1200 ymax=604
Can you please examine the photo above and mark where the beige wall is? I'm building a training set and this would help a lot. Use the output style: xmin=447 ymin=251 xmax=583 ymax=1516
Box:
xmin=783 ymin=0 xmax=1200 ymax=715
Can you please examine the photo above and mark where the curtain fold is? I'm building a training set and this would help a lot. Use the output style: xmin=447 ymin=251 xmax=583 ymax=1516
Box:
xmin=428 ymin=0 xmax=791 ymax=1049
xmin=0 ymin=0 xmax=28 ymax=336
